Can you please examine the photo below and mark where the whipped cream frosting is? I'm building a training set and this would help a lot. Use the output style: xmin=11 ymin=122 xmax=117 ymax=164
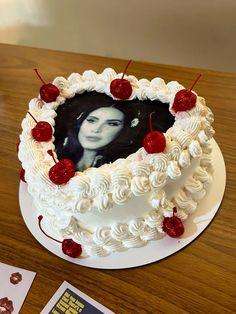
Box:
xmin=18 ymin=68 xmax=215 ymax=257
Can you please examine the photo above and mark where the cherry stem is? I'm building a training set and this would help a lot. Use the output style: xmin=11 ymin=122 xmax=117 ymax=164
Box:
xmin=121 ymin=59 xmax=132 ymax=80
xmin=173 ymin=207 xmax=177 ymax=215
xmin=34 ymin=68 xmax=46 ymax=85
xmin=38 ymin=215 xmax=62 ymax=244
xmin=188 ymin=73 xmax=202 ymax=92
xmin=47 ymin=150 xmax=57 ymax=164
xmin=27 ymin=111 xmax=38 ymax=124
xmin=149 ymin=112 xmax=155 ymax=132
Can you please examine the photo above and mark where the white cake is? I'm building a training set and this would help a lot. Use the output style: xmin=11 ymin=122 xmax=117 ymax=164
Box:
xmin=18 ymin=67 xmax=214 ymax=258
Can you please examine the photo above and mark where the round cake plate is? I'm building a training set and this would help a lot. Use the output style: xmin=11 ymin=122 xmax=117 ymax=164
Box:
xmin=19 ymin=139 xmax=226 ymax=269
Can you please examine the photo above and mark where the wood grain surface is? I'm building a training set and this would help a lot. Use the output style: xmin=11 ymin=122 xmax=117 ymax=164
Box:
xmin=0 ymin=43 xmax=235 ymax=314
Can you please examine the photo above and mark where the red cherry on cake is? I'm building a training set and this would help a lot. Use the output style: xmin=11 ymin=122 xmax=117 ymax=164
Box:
xmin=143 ymin=112 xmax=166 ymax=153
xmin=28 ymin=111 xmax=52 ymax=142
xmin=110 ymin=78 xmax=132 ymax=100
xmin=34 ymin=68 xmax=60 ymax=103
xmin=47 ymin=149 xmax=75 ymax=185
xmin=49 ymin=159 xmax=75 ymax=185
xmin=20 ymin=168 xmax=26 ymax=183
xmin=38 ymin=215 xmax=82 ymax=258
xmin=172 ymin=89 xmax=197 ymax=112
xmin=32 ymin=121 xmax=52 ymax=141
xmin=163 ymin=207 xmax=184 ymax=237
xmin=61 ymin=239 xmax=83 ymax=258
xmin=172 ymin=73 xmax=202 ymax=112
xmin=110 ymin=59 xmax=133 ymax=100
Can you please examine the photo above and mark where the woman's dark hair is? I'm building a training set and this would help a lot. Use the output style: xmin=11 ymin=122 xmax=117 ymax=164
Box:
xmin=54 ymin=91 xmax=174 ymax=169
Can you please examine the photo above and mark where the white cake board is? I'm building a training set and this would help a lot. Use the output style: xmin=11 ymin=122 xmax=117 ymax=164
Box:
xmin=19 ymin=139 xmax=226 ymax=269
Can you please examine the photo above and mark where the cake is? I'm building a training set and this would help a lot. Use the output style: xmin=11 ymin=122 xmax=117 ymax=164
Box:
xmin=18 ymin=64 xmax=215 ymax=258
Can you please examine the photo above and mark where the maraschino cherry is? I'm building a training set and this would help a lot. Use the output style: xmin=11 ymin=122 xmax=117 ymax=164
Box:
xmin=162 ymin=207 xmax=184 ymax=237
xmin=34 ymin=68 xmax=60 ymax=103
xmin=172 ymin=74 xmax=202 ymax=112
xmin=38 ymin=215 xmax=82 ymax=258
xmin=20 ymin=168 xmax=26 ymax=183
xmin=143 ymin=112 xmax=166 ymax=154
xmin=47 ymin=150 xmax=75 ymax=185
xmin=110 ymin=60 xmax=133 ymax=100
xmin=28 ymin=112 xmax=52 ymax=142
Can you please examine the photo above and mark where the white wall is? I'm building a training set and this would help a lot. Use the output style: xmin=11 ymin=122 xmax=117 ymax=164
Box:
xmin=0 ymin=0 xmax=236 ymax=72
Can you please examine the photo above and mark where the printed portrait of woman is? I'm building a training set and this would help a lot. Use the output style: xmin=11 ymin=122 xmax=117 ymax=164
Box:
xmin=54 ymin=91 xmax=174 ymax=171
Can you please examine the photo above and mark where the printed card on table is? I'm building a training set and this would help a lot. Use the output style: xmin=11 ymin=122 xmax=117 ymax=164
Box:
xmin=40 ymin=281 xmax=115 ymax=314
xmin=0 ymin=262 xmax=36 ymax=314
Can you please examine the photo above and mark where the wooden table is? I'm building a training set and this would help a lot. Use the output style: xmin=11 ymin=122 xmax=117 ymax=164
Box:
xmin=0 ymin=43 xmax=235 ymax=314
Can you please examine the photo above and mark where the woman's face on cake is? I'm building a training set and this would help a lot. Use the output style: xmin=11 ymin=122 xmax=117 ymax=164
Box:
xmin=78 ymin=107 xmax=124 ymax=150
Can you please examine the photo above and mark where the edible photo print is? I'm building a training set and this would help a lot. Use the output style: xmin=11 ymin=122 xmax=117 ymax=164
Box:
xmin=0 ymin=262 xmax=36 ymax=314
xmin=40 ymin=281 xmax=115 ymax=314
xmin=54 ymin=92 xmax=174 ymax=171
